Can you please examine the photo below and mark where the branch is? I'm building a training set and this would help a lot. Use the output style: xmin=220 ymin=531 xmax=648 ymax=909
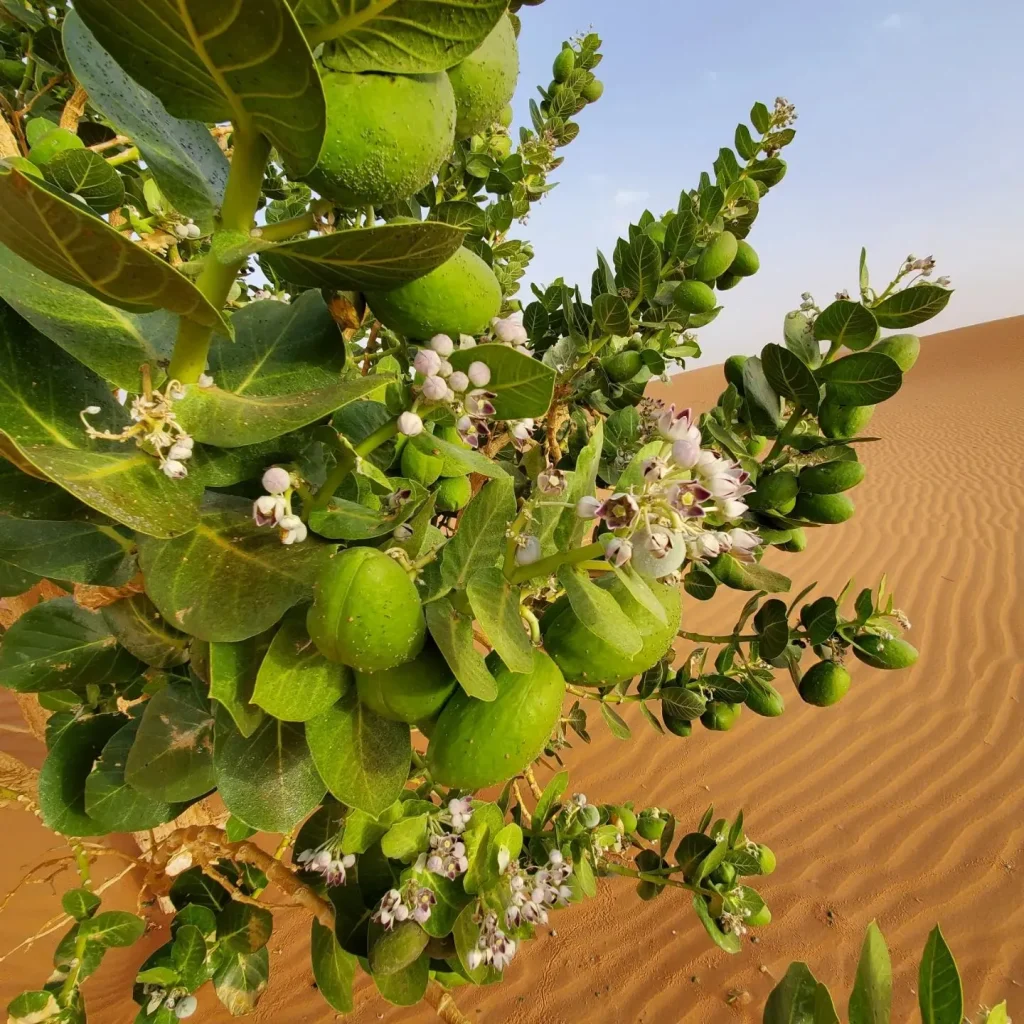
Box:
xmin=59 ymin=85 xmax=88 ymax=132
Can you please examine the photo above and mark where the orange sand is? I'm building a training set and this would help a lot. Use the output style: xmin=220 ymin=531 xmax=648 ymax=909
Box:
xmin=2 ymin=317 xmax=1022 ymax=1022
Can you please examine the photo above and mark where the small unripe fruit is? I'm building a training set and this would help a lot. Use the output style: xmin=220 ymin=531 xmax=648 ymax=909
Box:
xmin=798 ymin=460 xmax=866 ymax=494
xmin=435 ymin=475 xmax=472 ymax=511
xmin=793 ymin=491 xmax=855 ymax=524
xmin=581 ymin=78 xmax=604 ymax=102
xmin=448 ymin=15 xmax=519 ymax=139
xmin=747 ymin=434 xmax=767 ymax=456
xmin=871 ymin=333 xmax=921 ymax=371
xmin=780 ymin=527 xmax=807 ymax=553
xmin=611 ymin=806 xmax=637 ymax=833
xmin=853 ymin=635 xmax=919 ymax=670
xmin=400 ymin=442 xmax=444 ymax=486
xmin=552 ymin=47 xmax=575 ymax=82
xmin=498 ymin=104 xmax=514 ymax=127
xmin=728 ymin=239 xmax=760 ymax=277
xmin=724 ymin=354 xmax=747 ymax=392
xmin=636 ymin=810 xmax=666 ymax=842
xmin=799 ymin=661 xmax=851 ymax=706
xmin=674 ymin=279 xmax=717 ymax=315
xmin=747 ymin=905 xmax=772 ymax=926
xmin=748 ymin=472 xmax=799 ymax=515
xmin=819 ymin=399 xmax=875 ymax=439
xmin=601 ymin=349 xmax=643 ymax=382
xmin=355 ymin=642 xmax=456 ymax=724
xmin=693 ymin=231 xmax=738 ymax=282
xmin=715 ymin=271 xmax=742 ymax=290
xmin=700 ymin=701 xmax=742 ymax=731
xmin=756 ymin=844 xmax=777 ymax=875
xmin=744 ymin=680 xmax=785 ymax=717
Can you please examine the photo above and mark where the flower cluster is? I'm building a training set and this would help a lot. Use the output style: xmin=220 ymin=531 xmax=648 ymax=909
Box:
xmin=445 ymin=796 xmax=474 ymax=832
xmin=466 ymin=911 xmax=517 ymax=972
xmin=296 ymin=843 xmax=356 ymax=887
xmin=425 ymin=832 xmax=469 ymax=880
xmin=373 ymin=884 xmax=436 ymax=929
xmin=503 ymin=849 xmax=574 ymax=929
xmin=251 ymin=466 xmax=307 ymax=544
xmin=142 ymin=986 xmax=198 ymax=1019
xmin=719 ymin=909 xmax=751 ymax=937
xmin=489 ymin=310 xmax=531 ymax=353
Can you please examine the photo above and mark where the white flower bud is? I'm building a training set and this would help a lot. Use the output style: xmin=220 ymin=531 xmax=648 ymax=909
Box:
xmin=515 ymin=536 xmax=542 ymax=565
xmin=262 ymin=466 xmax=291 ymax=494
xmin=468 ymin=361 xmax=491 ymax=387
xmin=175 ymin=995 xmax=198 ymax=1019
xmin=436 ymin=359 xmax=454 ymax=378
xmin=603 ymin=536 xmax=633 ymax=567
xmin=448 ymin=370 xmax=469 ymax=393
xmin=459 ymin=334 xmax=477 ymax=349
xmin=413 ymin=349 xmax=442 ymax=377
xmin=279 ymin=514 xmax=302 ymax=531
xmin=576 ymin=496 xmax=602 ymax=519
xmin=161 ymin=459 xmax=188 ymax=480
xmin=510 ymin=418 xmax=534 ymax=442
xmin=394 ymin=522 xmax=414 ymax=542
xmin=671 ymin=438 xmax=700 ymax=469
xmin=398 ymin=411 xmax=424 ymax=436
xmin=430 ymin=334 xmax=454 ymax=357
xmin=83 ymin=405 xmax=101 ymax=415
xmin=186 ymin=223 xmax=201 ymax=240
xmin=421 ymin=375 xmax=449 ymax=402
xmin=167 ymin=442 xmax=193 ymax=462
xmin=630 ymin=525 xmax=686 ymax=578
xmin=456 ymin=415 xmax=474 ymax=433
xmin=197 ymin=373 xmax=215 ymax=388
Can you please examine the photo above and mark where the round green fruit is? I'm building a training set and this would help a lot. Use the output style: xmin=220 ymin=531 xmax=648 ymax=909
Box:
xmin=306 ymin=71 xmax=455 ymax=207
xmin=747 ymin=905 xmax=772 ymax=927
xmin=488 ymin=134 xmax=512 ymax=159
xmin=355 ymin=642 xmax=456 ymax=724
xmin=715 ymin=271 xmax=742 ymax=290
xmin=748 ymin=472 xmax=799 ymax=514
xmin=636 ymin=811 xmax=666 ymax=842
xmin=793 ymin=491 xmax=855 ymax=524
xmin=542 ymin=574 xmax=681 ymax=686
xmin=780 ymin=527 xmax=807 ymax=553
xmin=426 ymin=651 xmax=565 ymax=788
xmin=0 ymin=59 xmax=25 ymax=87
xmin=756 ymin=844 xmax=776 ymax=875
xmin=601 ymin=349 xmax=643 ymax=382
xmin=744 ymin=681 xmax=785 ymax=717
xmin=674 ymin=279 xmax=717 ymax=315
xmin=701 ymin=701 xmax=742 ymax=731
xmin=29 ymin=126 xmax=84 ymax=166
xmin=448 ymin=15 xmax=519 ymax=139
xmin=307 ymin=547 xmax=425 ymax=671
xmin=819 ymin=399 xmax=875 ymax=439
xmin=724 ymin=354 xmax=747 ymax=392
xmin=435 ymin=475 xmax=473 ymax=512
xmin=747 ymin=434 xmax=768 ymax=456
xmin=871 ymin=333 xmax=921 ymax=371
xmin=693 ymin=231 xmax=738 ymax=282
xmin=611 ymin=805 xmax=638 ymax=833
xmin=663 ymin=710 xmax=692 ymax=737
xmin=400 ymin=442 xmax=443 ymax=486
xmin=799 ymin=661 xmax=851 ymax=706
xmin=798 ymin=460 xmax=865 ymax=494
xmin=498 ymin=104 xmax=514 ymax=127
xmin=552 ymin=47 xmax=575 ymax=82
xmin=712 ymin=863 xmax=737 ymax=886
xmin=581 ymin=78 xmax=604 ymax=102
xmin=728 ymin=239 xmax=760 ymax=277
xmin=853 ymin=635 xmax=919 ymax=670
xmin=365 ymin=245 xmax=501 ymax=339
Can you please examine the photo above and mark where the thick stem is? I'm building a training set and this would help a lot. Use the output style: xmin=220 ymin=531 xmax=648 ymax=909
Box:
xmin=508 ymin=541 xmax=605 ymax=585
xmin=105 ymin=146 xmax=140 ymax=167
xmin=167 ymin=127 xmax=271 ymax=383
xmin=306 ymin=419 xmax=400 ymax=514
xmin=257 ymin=210 xmax=316 ymax=243
xmin=424 ymin=982 xmax=472 ymax=1024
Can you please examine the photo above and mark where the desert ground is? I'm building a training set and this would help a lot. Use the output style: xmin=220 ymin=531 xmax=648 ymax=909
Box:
xmin=2 ymin=315 xmax=1021 ymax=1023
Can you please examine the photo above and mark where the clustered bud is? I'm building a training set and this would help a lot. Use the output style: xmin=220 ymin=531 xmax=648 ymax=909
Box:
xmin=251 ymin=465 xmax=307 ymax=544
xmin=373 ymin=884 xmax=436 ymax=928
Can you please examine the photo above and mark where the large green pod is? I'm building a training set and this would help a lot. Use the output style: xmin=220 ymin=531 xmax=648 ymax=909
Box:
xmin=308 ymin=548 xmax=425 ymax=672
xmin=306 ymin=72 xmax=456 ymax=207
xmin=447 ymin=15 xmax=519 ymax=139
xmin=799 ymin=661 xmax=851 ymax=706
xmin=798 ymin=460 xmax=866 ymax=494
xmin=542 ymin=574 xmax=681 ymax=686
xmin=693 ymin=231 xmax=738 ymax=282
xmin=747 ymin=472 xmax=798 ymax=514
xmin=871 ymin=333 xmax=921 ymax=371
xmin=355 ymin=641 xmax=456 ymax=724
xmin=728 ymin=239 xmax=760 ymax=276
xmin=674 ymin=280 xmax=717 ymax=314
xmin=793 ymin=492 xmax=855 ymax=524
xmin=853 ymin=635 xmax=919 ymax=670
xmin=365 ymin=246 xmax=501 ymax=340
xmin=426 ymin=652 xmax=565 ymax=788
xmin=819 ymin=399 xmax=875 ymax=439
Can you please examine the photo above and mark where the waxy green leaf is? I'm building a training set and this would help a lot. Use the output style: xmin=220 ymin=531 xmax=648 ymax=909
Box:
xmin=172 ymin=924 xmax=210 ymax=990
xmin=0 ymin=519 xmax=134 ymax=586
xmin=260 ymin=221 xmax=466 ymax=291
xmin=764 ymin=962 xmax=819 ymax=1021
xmin=813 ymin=299 xmax=879 ymax=352
xmin=209 ymin=632 xmax=272 ymax=738
xmin=310 ymin=918 xmax=357 ymax=1013
xmin=424 ymin=596 xmax=498 ymax=701
xmin=101 ymin=593 xmax=191 ymax=669
xmin=741 ymin=355 xmax=783 ymax=434
xmin=440 ymin=476 xmax=514 ymax=591
xmin=73 ymin=0 xmax=325 ymax=177
xmin=62 ymin=888 xmax=101 ymax=922
xmin=918 ymin=927 xmax=963 ymax=1024
xmin=138 ymin=495 xmax=334 ymax=642
xmin=308 ymin=478 xmax=426 ymax=541
xmin=557 ymin=418 xmax=603 ymax=549
xmin=761 ymin=343 xmax=821 ymax=413
xmin=80 ymin=909 xmax=146 ymax=947
xmin=872 ymin=285 xmax=951 ymax=329
xmin=43 ymin=149 xmax=125 ymax=214
xmin=848 ymin=920 xmax=892 ymax=1024
xmin=557 ymin=566 xmax=643 ymax=657
xmin=63 ymin=11 xmax=229 ymax=230
xmin=466 ymin=566 xmax=534 ymax=674
xmin=816 ymin=352 xmax=902 ymax=405
xmin=0 ymin=461 xmax=88 ymax=522
xmin=212 ymin=946 xmax=269 ymax=1016
xmin=448 ymin=343 xmax=556 ymax=420
xmin=409 ymin=432 xmax=508 ymax=478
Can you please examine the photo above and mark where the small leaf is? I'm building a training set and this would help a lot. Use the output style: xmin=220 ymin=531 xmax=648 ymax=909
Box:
xmin=621 ymin=234 xmax=661 ymax=303
xmin=409 ymin=431 xmax=507 ymax=479
xmin=918 ymin=926 xmax=963 ymax=1024
xmin=212 ymin=946 xmax=269 ymax=1016
xmin=800 ymin=597 xmax=838 ymax=645
xmin=424 ymin=597 xmax=498 ymax=701
xmin=80 ymin=909 xmax=145 ymax=947
xmin=753 ymin=598 xmax=789 ymax=661
xmin=592 ymin=293 xmax=631 ymax=336
xmin=813 ymin=300 xmax=879 ymax=351
xmin=209 ymin=631 xmax=272 ymax=739
xmin=62 ymin=887 xmax=101 ymax=922
xmin=816 ymin=352 xmax=902 ymax=405
xmin=466 ymin=567 xmax=534 ymax=674
xmin=611 ymin=564 xmax=667 ymax=624
xmin=532 ymin=770 xmax=569 ymax=830
xmin=684 ymin=565 xmax=718 ymax=601
xmin=441 ymin=476 xmax=515 ymax=591
xmin=101 ymin=594 xmax=191 ymax=669
xmin=6 ymin=992 xmax=60 ymax=1024
xmin=310 ymin=918 xmax=356 ymax=1013
xmin=380 ymin=814 xmax=430 ymax=863
xmin=448 ymin=343 xmax=556 ymax=420
xmin=171 ymin=924 xmax=209 ymax=990
xmin=556 ymin=566 xmax=643 ymax=658
xmin=217 ymin=902 xmax=273 ymax=954
xmin=742 ymin=356 xmax=783 ymax=434
xmin=872 ymin=285 xmax=951 ymax=328
xmin=43 ymin=148 xmax=124 ymax=214
xmin=660 ymin=687 xmax=707 ymax=719
xmin=691 ymin=894 xmax=741 ymax=954
xmin=761 ymin=343 xmax=821 ymax=413
xmin=764 ymin=961 xmax=819 ymax=1023
xmin=600 ymin=702 xmax=631 ymax=740
xmin=848 ymin=920 xmax=892 ymax=1024
xmin=784 ymin=310 xmax=821 ymax=367
xmin=402 ymin=865 xmax=471 ymax=939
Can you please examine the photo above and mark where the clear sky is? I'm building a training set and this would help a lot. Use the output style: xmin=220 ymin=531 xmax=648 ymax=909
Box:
xmin=510 ymin=0 xmax=1023 ymax=365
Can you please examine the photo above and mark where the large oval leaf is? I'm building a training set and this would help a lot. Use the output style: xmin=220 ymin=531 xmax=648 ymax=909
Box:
xmin=73 ymin=0 xmax=325 ymax=177
xmin=848 ymin=920 xmax=892 ymax=1024
xmin=760 ymin=342 xmax=821 ymax=413
xmin=137 ymin=494 xmax=334 ymax=642
xmin=63 ymin=11 xmax=229 ymax=230
xmin=209 ymin=632 xmax=272 ymax=738
xmin=0 ymin=519 xmax=135 ymax=586
xmin=813 ymin=299 xmax=879 ymax=351
xmin=466 ymin=567 xmax=534 ymax=674
xmin=763 ymin=960 xmax=818 ymax=1023
xmin=448 ymin=344 xmax=556 ymax=420
xmin=101 ymin=593 xmax=192 ymax=669
xmin=918 ymin=927 xmax=963 ymax=1024
xmin=310 ymin=918 xmax=357 ymax=1014
xmin=872 ymin=285 xmax=951 ymax=329
xmin=423 ymin=596 xmax=497 ymax=701
xmin=816 ymin=352 xmax=902 ymax=405
xmin=0 ymin=596 xmax=141 ymax=693
xmin=0 ymin=165 xmax=227 ymax=328
xmin=212 ymin=946 xmax=269 ymax=1016
xmin=259 ymin=221 xmax=466 ymax=291
xmin=43 ymin=149 xmax=125 ymax=214
xmin=440 ymin=476 xmax=514 ymax=592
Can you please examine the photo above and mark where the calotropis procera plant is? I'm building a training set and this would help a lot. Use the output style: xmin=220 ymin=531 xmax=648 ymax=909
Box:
xmin=0 ymin=1 xmax=954 ymax=1021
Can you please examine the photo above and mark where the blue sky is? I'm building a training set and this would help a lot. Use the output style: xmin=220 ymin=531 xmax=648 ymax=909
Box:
xmin=510 ymin=0 xmax=1023 ymax=365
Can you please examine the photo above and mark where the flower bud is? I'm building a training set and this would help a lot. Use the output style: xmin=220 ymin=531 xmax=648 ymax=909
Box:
xmin=510 ymin=419 xmax=534 ymax=442
xmin=537 ymin=467 xmax=567 ymax=495
xmin=168 ymin=442 xmax=193 ymax=462
xmin=436 ymin=359 xmax=453 ymax=378
xmin=398 ymin=411 xmax=424 ymax=437
xmin=629 ymin=526 xmax=686 ymax=577
xmin=459 ymin=334 xmax=477 ymax=349
xmin=161 ymin=459 xmax=188 ymax=480
xmin=421 ymin=375 xmax=449 ymax=402
xmin=413 ymin=348 xmax=442 ymax=377
xmin=262 ymin=466 xmax=291 ymax=494
xmin=515 ymin=536 xmax=542 ymax=565
xmin=430 ymin=333 xmax=454 ymax=357
xmin=575 ymin=496 xmax=602 ymax=519
xmin=393 ymin=522 xmax=414 ymax=542
xmin=84 ymin=405 xmax=101 ymax=415
xmin=448 ymin=371 xmax=469 ymax=393
xmin=671 ymin=438 xmax=700 ymax=469
xmin=468 ymin=361 xmax=491 ymax=387
xmin=175 ymin=995 xmax=198 ymax=1019
xmin=603 ymin=536 xmax=633 ymax=567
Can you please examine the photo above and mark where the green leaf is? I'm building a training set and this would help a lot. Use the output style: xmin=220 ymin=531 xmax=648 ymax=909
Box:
xmin=372 ymin=952 xmax=429 ymax=1006
xmin=125 ymin=681 xmax=216 ymax=802
xmin=453 ymin=902 xmax=502 ymax=984
xmin=466 ymin=567 xmax=534 ymax=674
xmin=409 ymin=431 xmax=507 ymax=479
xmin=710 ymin=553 xmax=791 ymax=593
xmin=684 ymin=565 xmax=718 ymax=601
xmin=813 ymin=300 xmax=879 ymax=351
xmin=761 ymin=343 xmax=821 ymax=413
xmin=0 ymin=519 xmax=134 ymax=587
xmin=308 ymin=489 xmax=421 ymax=541
xmin=621 ymin=234 xmax=661 ymax=303
xmin=62 ymin=887 xmax=101 ymax=922
xmin=101 ymin=594 xmax=191 ymax=669
xmin=0 ymin=596 xmax=140 ymax=693
xmin=441 ymin=476 xmax=515 ymax=591
xmin=340 ymin=805 xmax=397 ymax=855
xmin=600 ymin=702 xmax=631 ymax=739
xmin=665 ymin=209 xmax=698 ymax=259
xmin=63 ymin=11 xmax=228 ymax=230
xmin=848 ymin=920 xmax=892 ymax=1024
xmin=800 ymin=596 xmax=838 ymax=646
xmin=214 ymin=711 xmax=326 ymax=833
xmin=0 ymin=462 xmax=87 ymax=522
xmin=660 ymin=687 xmax=706 ymax=719
xmin=85 ymin=716 xmax=189 ymax=831
xmin=691 ymin=894 xmax=741 ymax=954
xmin=42 ymin=149 xmax=125 ymax=214
xmin=611 ymin=564 xmax=667 ymax=624
xmin=918 ymin=926 xmax=963 ymax=1024
xmin=260 ymin=221 xmax=466 ymax=290
xmin=784 ymin=310 xmax=821 ymax=367
xmin=401 ymin=865 xmax=470 ymax=939
xmin=592 ymin=293 xmax=631 ymax=336
xmin=424 ymin=596 xmax=498 ymax=701
xmin=742 ymin=356 xmax=783 ymax=434
xmin=764 ymin=961 xmax=819 ymax=1023
xmin=80 ymin=909 xmax=145 ymax=947
xmin=0 ymin=306 xmax=204 ymax=537
xmin=532 ymin=770 xmax=568 ymax=830
xmin=380 ymin=813 xmax=429 ymax=863
xmin=170 ymin=867 xmax=231 ymax=914
xmin=138 ymin=495 xmax=334 ymax=642
xmin=448 ymin=343 xmax=556 ymax=420
xmin=307 ymin=0 xmax=508 ymax=70
xmin=209 ymin=631 xmax=272 ymax=739
xmin=816 ymin=352 xmax=902 ymax=405
xmin=217 ymin=901 xmax=273 ymax=954
xmin=872 ymin=285 xmax=951 ymax=328
xmin=985 ymin=1002 xmax=1010 ymax=1024
xmin=753 ymin=598 xmax=789 ymax=661
xmin=306 ymin=688 xmax=410 ymax=816
xmin=73 ymin=0 xmax=325 ymax=178
xmin=815 ymin=983 xmax=841 ymax=1024
xmin=224 ymin=815 xmax=257 ymax=842
xmin=175 ymin=294 xmax=384 ymax=446
xmin=6 ymin=992 xmax=60 ymax=1024
xmin=556 ymin=566 xmax=643 ymax=657
xmin=251 ymin=606 xmax=350 ymax=721
xmin=212 ymin=946 xmax=269 ymax=1016
xmin=557 ymin=418 xmax=603 ymax=549
xmin=310 ymin=918 xmax=356 ymax=1013
xmin=171 ymin=924 xmax=209 ymax=990
xmin=0 ymin=165 xmax=226 ymax=329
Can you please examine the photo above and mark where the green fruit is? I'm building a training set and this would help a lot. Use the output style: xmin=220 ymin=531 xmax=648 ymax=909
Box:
xmin=308 ymin=548 xmax=425 ymax=671
xmin=29 ymin=126 xmax=84 ymax=167
xmin=747 ymin=434 xmax=767 ymax=457
xmin=542 ymin=574 xmax=681 ymax=686
xmin=819 ymin=399 xmax=875 ymax=439
xmin=853 ymin=635 xmax=919 ymax=670
xmin=728 ymin=239 xmax=760 ymax=277
xmin=636 ymin=811 xmax=666 ymax=842
xmin=552 ymin=47 xmax=575 ymax=82
xmin=400 ymin=442 xmax=443 ymax=486
xmin=663 ymin=711 xmax=692 ymax=737
xmin=498 ymin=104 xmax=514 ymax=127
xmin=799 ymin=460 xmax=866 ymax=494
xmin=799 ymin=661 xmax=851 ymax=706
xmin=489 ymin=134 xmax=511 ymax=159
xmin=435 ymin=475 xmax=472 ymax=512
xmin=872 ymin=333 xmax=921 ymax=371
xmin=448 ymin=15 xmax=519 ymax=139
xmin=674 ymin=280 xmax=717 ymax=314
xmin=693 ymin=231 xmax=738 ymax=282
xmin=601 ymin=349 xmax=643 ymax=382
xmin=0 ymin=58 xmax=25 ymax=86
xmin=744 ymin=680 xmax=785 ymax=717
xmin=712 ymin=863 xmax=737 ymax=886
xmin=581 ymin=78 xmax=604 ymax=102
xmin=611 ymin=806 xmax=638 ymax=833
xmin=365 ymin=246 xmax=501 ymax=340
xmin=426 ymin=651 xmax=565 ymax=788
xmin=701 ymin=701 xmax=742 ymax=731
xmin=748 ymin=472 xmax=799 ymax=514
xmin=793 ymin=491 xmax=855 ymax=524
xmin=438 ymin=428 xmax=473 ymax=478
xmin=780 ymin=527 xmax=807 ymax=553
xmin=355 ymin=641 xmax=456 ymax=724
xmin=724 ymin=354 xmax=747 ymax=392
xmin=756 ymin=525 xmax=793 ymax=546
xmin=306 ymin=71 xmax=455 ymax=208
xmin=715 ymin=271 xmax=742 ymax=290
xmin=747 ymin=905 xmax=772 ymax=927
xmin=756 ymin=844 xmax=776 ymax=875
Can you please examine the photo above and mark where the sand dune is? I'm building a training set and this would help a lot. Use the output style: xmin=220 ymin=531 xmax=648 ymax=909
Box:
xmin=2 ymin=317 xmax=1022 ymax=1022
